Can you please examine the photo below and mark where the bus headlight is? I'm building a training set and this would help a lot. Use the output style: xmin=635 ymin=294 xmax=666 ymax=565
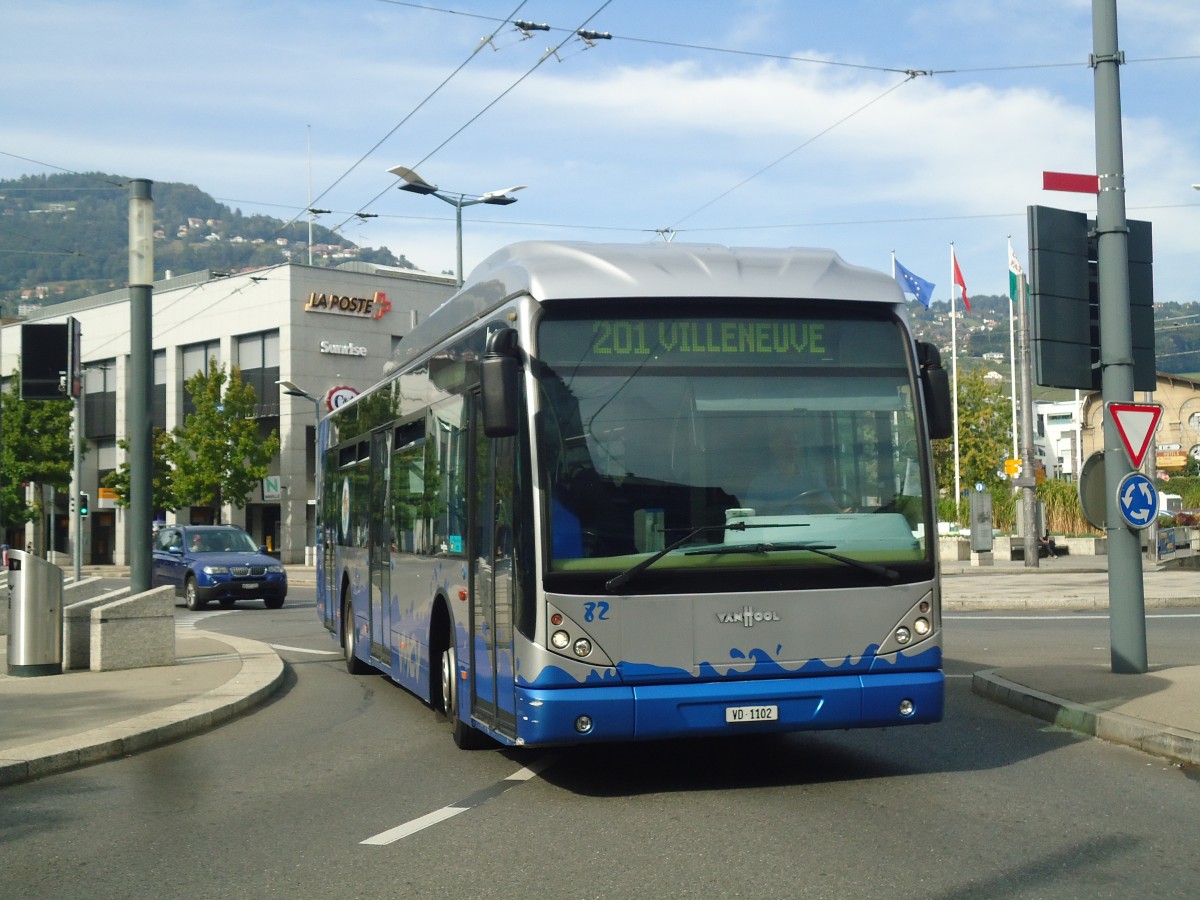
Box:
xmin=913 ymin=617 xmax=931 ymax=636
xmin=573 ymin=638 xmax=592 ymax=658
xmin=551 ymin=630 xmax=570 ymax=650
xmin=894 ymin=626 xmax=912 ymax=645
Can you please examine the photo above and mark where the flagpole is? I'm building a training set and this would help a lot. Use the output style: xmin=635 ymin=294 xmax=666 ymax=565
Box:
xmin=950 ymin=243 xmax=961 ymax=515
xmin=1008 ymin=238 xmax=1019 ymax=460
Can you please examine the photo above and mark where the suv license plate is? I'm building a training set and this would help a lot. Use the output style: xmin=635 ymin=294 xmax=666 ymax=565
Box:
xmin=725 ymin=704 xmax=778 ymax=723
xmin=242 ymin=582 xmax=259 ymax=590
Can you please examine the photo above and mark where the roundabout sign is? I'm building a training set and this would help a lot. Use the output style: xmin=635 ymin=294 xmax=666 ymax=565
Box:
xmin=1115 ymin=470 xmax=1158 ymax=530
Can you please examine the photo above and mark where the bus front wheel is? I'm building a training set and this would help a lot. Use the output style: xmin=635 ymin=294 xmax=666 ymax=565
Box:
xmin=441 ymin=638 xmax=491 ymax=750
xmin=342 ymin=597 xmax=371 ymax=675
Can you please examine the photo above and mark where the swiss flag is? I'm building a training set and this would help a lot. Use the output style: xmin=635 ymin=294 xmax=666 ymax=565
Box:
xmin=952 ymin=248 xmax=970 ymax=313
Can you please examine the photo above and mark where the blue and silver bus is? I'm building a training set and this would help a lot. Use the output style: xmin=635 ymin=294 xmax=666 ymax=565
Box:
xmin=318 ymin=241 xmax=953 ymax=748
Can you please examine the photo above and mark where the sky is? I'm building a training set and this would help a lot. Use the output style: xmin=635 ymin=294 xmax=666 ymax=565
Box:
xmin=3 ymin=0 xmax=1199 ymax=303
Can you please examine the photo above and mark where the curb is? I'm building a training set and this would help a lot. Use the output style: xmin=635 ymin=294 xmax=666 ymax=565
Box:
xmin=0 ymin=631 xmax=285 ymax=787
xmin=971 ymin=668 xmax=1200 ymax=768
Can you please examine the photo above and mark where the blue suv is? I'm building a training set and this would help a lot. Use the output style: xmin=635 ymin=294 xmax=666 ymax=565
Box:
xmin=152 ymin=525 xmax=287 ymax=610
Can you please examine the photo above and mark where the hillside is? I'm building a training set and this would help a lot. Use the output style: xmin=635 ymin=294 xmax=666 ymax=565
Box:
xmin=908 ymin=292 xmax=1200 ymax=381
xmin=4 ymin=171 xmax=1200 ymax=376
xmin=0 ymin=172 xmax=414 ymax=310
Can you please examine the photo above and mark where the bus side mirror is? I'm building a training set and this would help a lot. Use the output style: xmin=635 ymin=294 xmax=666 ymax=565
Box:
xmin=481 ymin=327 xmax=520 ymax=438
xmin=917 ymin=341 xmax=953 ymax=440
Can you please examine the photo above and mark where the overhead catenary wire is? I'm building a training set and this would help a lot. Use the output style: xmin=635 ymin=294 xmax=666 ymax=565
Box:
xmin=667 ymin=73 xmax=923 ymax=231
xmin=338 ymin=0 xmax=615 ymax=233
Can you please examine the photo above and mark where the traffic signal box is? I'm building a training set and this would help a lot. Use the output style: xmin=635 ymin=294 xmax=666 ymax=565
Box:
xmin=1028 ymin=205 xmax=1155 ymax=392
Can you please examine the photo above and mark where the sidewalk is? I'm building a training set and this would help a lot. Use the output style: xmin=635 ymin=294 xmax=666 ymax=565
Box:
xmin=0 ymin=628 xmax=284 ymax=786
xmin=943 ymin=552 xmax=1200 ymax=767
xmin=1 ymin=561 xmax=1196 ymax=787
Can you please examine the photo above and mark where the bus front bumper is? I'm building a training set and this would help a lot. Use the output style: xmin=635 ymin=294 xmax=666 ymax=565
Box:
xmin=513 ymin=671 xmax=943 ymax=746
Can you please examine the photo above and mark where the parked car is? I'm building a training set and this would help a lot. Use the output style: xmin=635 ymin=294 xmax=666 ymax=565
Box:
xmin=152 ymin=525 xmax=287 ymax=610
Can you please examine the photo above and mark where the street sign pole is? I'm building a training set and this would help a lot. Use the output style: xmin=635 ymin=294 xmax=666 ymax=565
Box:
xmin=1093 ymin=0 xmax=1147 ymax=674
xmin=1017 ymin=272 xmax=1039 ymax=568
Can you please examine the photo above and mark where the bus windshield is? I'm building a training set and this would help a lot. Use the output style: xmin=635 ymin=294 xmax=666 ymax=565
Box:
xmin=535 ymin=306 xmax=932 ymax=583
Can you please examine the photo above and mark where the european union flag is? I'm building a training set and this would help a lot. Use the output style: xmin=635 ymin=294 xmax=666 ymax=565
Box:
xmin=894 ymin=259 xmax=935 ymax=309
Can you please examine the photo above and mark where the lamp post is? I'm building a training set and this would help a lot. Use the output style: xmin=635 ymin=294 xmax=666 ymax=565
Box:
xmin=277 ymin=380 xmax=322 ymax=565
xmin=387 ymin=165 xmax=525 ymax=287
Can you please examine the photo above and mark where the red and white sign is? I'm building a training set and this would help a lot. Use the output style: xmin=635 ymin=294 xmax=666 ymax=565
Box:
xmin=1043 ymin=171 xmax=1100 ymax=194
xmin=1107 ymin=402 xmax=1163 ymax=469
xmin=325 ymin=385 xmax=359 ymax=412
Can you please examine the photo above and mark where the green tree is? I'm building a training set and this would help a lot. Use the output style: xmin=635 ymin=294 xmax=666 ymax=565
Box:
xmin=0 ymin=368 xmax=75 ymax=544
xmin=101 ymin=428 xmax=177 ymax=512
xmin=166 ymin=359 xmax=280 ymax=522
xmin=933 ymin=365 xmax=1014 ymax=519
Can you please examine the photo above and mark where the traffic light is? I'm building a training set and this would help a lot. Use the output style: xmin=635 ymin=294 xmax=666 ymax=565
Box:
xmin=79 ymin=492 xmax=89 ymax=518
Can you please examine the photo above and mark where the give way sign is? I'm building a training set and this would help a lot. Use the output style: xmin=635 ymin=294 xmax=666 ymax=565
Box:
xmin=1106 ymin=402 xmax=1163 ymax=468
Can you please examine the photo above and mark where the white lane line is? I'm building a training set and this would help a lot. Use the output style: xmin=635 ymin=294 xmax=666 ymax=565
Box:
xmin=361 ymin=754 xmax=559 ymax=846
xmin=945 ymin=613 xmax=1200 ymax=621
xmin=268 ymin=643 xmax=341 ymax=656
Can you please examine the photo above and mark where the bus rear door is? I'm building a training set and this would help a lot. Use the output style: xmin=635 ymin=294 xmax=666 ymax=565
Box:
xmin=467 ymin=403 xmax=518 ymax=741
xmin=368 ymin=427 xmax=392 ymax=662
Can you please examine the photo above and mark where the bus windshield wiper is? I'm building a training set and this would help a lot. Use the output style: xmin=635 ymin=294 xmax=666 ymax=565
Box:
xmin=605 ymin=522 xmax=745 ymax=593
xmin=686 ymin=540 xmax=900 ymax=581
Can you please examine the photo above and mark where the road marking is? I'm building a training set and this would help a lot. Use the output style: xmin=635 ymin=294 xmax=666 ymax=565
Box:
xmin=361 ymin=755 xmax=559 ymax=846
xmin=175 ymin=610 xmax=234 ymax=628
xmin=269 ymin=643 xmax=340 ymax=656
xmin=945 ymin=613 xmax=1200 ymax=621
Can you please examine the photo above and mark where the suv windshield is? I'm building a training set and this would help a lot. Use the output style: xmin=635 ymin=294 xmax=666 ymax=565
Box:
xmin=535 ymin=305 xmax=933 ymax=582
xmin=187 ymin=530 xmax=260 ymax=554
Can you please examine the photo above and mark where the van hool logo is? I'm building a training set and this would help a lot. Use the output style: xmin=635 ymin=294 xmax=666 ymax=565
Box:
xmin=716 ymin=606 xmax=781 ymax=626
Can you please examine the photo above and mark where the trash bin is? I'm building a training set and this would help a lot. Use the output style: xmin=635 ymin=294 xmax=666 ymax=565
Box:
xmin=6 ymin=548 xmax=64 ymax=676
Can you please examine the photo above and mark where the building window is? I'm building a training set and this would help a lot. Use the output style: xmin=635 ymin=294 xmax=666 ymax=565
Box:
xmin=181 ymin=340 xmax=221 ymax=419
xmin=84 ymin=360 xmax=117 ymax=440
xmin=153 ymin=349 xmax=167 ymax=431
xmin=236 ymin=331 xmax=280 ymax=417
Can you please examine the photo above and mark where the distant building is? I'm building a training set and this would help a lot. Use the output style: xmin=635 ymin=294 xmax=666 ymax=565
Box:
xmin=1 ymin=261 xmax=455 ymax=564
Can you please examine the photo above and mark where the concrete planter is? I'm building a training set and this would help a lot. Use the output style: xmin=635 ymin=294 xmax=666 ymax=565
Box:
xmin=1063 ymin=536 xmax=1106 ymax=556
xmin=937 ymin=537 xmax=971 ymax=561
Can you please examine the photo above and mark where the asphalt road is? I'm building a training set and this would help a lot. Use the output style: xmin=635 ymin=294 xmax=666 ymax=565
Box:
xmin=1 ymin=589 xmax=1197 ymax=899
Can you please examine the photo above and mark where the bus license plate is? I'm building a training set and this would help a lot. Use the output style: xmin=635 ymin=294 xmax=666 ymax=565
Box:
xmin=725 ymin=704 xmax=778 ymax=724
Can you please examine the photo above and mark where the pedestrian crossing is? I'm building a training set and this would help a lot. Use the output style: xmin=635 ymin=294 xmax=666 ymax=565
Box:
xmin=175 ymin=610 xmax=234 ymax=629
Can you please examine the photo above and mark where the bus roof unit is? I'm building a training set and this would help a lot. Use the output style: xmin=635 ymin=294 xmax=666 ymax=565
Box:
xmin=393 ymin=241 xmax=904 ymax=370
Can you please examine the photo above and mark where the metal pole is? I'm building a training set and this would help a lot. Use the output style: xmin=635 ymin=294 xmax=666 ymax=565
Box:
xmin=73 ymin=391 xmax=82 ymax=583
xmin=1093 ymin=0 xmax=1147 ymax=674
xmin=454 ymin=200 xmax=464 ymax=288
xmin=1018 ymin=273 xmax=1039 ymax=567
xmin=128 ymin=179 xmax=154 ymax=593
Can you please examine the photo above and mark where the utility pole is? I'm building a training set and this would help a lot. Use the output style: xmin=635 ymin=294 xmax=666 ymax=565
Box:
xmin=1093 ymin=0 xmax=1147 ymax=673
xmin=1017 ymin=273 xmax=1039 ymax=567
xmin=128 ymin=180 xmax=154 ymax=593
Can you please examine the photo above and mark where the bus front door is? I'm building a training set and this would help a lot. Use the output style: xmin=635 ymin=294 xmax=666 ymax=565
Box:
xmin=469 ymin=423 xmax=518 ymax=741
xmin=368 ymin=428 xmax=392 ymax=662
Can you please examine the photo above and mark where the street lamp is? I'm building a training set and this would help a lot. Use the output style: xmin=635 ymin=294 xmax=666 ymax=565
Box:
xmin=387 ymin=165 xmax=525 ymax=287
xmin=278 ymin=380 xmax=323 ymax=565
xmin=277 ymin=379 xmax=321 ymax=419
